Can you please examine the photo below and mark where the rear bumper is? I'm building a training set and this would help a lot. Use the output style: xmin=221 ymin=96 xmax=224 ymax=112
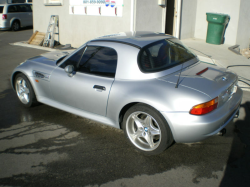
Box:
xmin=161 ymin=86 xmax=243 ymax=143
xmin=0 ymin=27 xmax=10 ymax=30
xmin=0 ymin=21 xmax=10 ymax=30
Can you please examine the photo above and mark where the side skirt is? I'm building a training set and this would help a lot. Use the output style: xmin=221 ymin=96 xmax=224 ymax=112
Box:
xmin=38 ymin=96 xmax=118 ymax=128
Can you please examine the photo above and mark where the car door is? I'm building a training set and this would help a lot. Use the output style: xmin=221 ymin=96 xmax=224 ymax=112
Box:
xmin=50 ymin=45 xmax=117 ymax=116
xmin=72 ymin=45 xmax=117 ymax=116
xmin=49 ymin=46 xmax=86 ymax=108
xmin=18 ymin=5 xmax=30 ymax=26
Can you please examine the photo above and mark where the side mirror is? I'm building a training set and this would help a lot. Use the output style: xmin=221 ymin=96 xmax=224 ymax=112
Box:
xmin=64 ymin=65 xmax=75 ymax=77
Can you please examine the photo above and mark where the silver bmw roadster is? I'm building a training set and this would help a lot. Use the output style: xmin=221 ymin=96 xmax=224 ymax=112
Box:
xmin=11 ymin=32 xmax=242 ymax=155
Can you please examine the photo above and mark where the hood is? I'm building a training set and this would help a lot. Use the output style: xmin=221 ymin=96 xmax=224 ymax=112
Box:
xmin=158 ymin=62 xmax=238 ymax=98
xmin=28 ymin=50 xmax=73 ymax=67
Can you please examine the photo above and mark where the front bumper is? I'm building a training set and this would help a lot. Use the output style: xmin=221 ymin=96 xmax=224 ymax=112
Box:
xmin=161 ymin=86 xmax=243 ymax=143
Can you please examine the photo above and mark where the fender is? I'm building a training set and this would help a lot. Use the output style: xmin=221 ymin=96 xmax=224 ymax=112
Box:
xmin=10 ymin=17 xmax=21 ymax=27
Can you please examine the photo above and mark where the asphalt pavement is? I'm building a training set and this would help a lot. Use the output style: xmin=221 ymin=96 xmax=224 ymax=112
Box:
xmin=0 ymin=29 xmax=250 ymax=187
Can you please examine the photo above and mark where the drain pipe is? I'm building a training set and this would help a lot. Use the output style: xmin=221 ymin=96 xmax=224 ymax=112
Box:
xmin=174 ymin=0 xmax=182 ymax=39
xmin=130 ymin=0 xmax=136 ymax=32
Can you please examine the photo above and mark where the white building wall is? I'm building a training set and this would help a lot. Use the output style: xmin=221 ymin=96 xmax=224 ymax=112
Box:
xmin=194 ymin=0 xmax=241 ymax=46
xmin=33 ymin=0 xmax=132 ymax=48
xmin=179 ymin=0 xmax=197 ymax=39
xmin=236 ymin=0 xmax=250 ymax=49
xmin=135 ymin=0 xmax=164 ymax=32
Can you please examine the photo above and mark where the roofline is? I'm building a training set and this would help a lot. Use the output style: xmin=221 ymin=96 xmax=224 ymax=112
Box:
xmin=90 ymin=40 xmax=142 ymax=49
xmin=90 ymin=35 xmax=175 ymax=49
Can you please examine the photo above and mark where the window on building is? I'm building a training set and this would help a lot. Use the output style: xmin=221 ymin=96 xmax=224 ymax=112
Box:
xmin=10 ymin=0 xmax=25 ymax=3
xmin=77 ymin=46 xmax=118 ymax=78
xmin=44 ymin=0 xmax=63 ymax=6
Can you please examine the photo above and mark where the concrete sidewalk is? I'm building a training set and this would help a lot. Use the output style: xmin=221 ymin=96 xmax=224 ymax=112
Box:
xmin=182 ymin=38 xmax=250 ymax=90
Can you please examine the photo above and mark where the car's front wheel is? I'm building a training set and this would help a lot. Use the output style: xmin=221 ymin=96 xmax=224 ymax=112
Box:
xmin=122 ymin=104 xmax=173 ymax=155
xmin=15 ymin=73 xmax=38 ymax=107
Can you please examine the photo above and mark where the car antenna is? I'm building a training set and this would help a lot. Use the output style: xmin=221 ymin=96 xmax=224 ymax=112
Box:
xmin=175 ymin=63 xmax=184 ymax=88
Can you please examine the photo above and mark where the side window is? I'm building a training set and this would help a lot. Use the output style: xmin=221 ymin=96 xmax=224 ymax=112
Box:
xmin=8 ymin=5 xmax=19 ymax=13
xmin=19 ymin=5 xmax=28 ymax=12
xmin=19 ymin=5 xmax=32 ymax=12
xmin=60 ymin=47 xmax=86 ymax=69
xmin=78 ymin=46 xmax=117 ymax=78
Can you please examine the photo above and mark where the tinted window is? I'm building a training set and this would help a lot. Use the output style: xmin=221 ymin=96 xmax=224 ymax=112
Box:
xmin=139 ymin=39 xmax=196 ymax=73
xmin=60 ymin=47 xmax=86 ymax=69
xmin=0 ymin=6 xmax=3 ymax=14
xmin=8 ymin=5 xmax=19 ymax=13
xmin=78 ymin=46 xmax=117 ymax=78
xmin=19 ymin=5 xmax=32 ymax=12
xmin=28 ymin=0 xmax=33 ymax=2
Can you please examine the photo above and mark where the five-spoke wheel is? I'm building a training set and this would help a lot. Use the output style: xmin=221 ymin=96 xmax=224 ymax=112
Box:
xmin=16 ymin=77 xmax=30 ymax=104
xmin=123 ymin=104 xmax=173 ymax=155
xmin=126 ymin=112 xmax=161 ymax=151
xmin=15 ymin=73 xmax=38 ymax=107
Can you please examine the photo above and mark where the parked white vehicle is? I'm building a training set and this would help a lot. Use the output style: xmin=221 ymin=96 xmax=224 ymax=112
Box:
xmin=0 ymin=2 xmax=32 ymax=31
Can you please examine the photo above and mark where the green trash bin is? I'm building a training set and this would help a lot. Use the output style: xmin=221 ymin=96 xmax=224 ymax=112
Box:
xmin=206 ymin=13 xmax=230 ymax=45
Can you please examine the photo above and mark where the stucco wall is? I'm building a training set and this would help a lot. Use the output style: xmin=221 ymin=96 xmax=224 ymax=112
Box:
xmin=194 ymin=0 xmax=241 ymax=45
xmin=179 ymin=0 xmax=197 ymax=39
xmin=236 ymin=0 xmax=250 ymax=49
xmin=135 ymin=0 xmax=163 ymax=32
xmin=33 ymin=0 xmax=131 ymax=47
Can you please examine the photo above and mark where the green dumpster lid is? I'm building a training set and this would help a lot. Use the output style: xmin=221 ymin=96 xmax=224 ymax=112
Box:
xmin=206 ymin=12 xmax=229 ymax=18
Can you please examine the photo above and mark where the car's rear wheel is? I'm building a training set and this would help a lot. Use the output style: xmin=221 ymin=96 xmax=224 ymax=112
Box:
xmin=12 ymin=21 xmax=20 ymax=31
xmin=122 ymin=104 xmax=173 ymax=155
xmin=15 ymin=73 xmax=38 ymax=107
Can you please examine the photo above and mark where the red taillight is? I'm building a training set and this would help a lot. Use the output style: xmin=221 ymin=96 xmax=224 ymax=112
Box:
xmin=196 ymin=67 xmax=208 ymax=75
xmin=2 ymin=14 xmax=7 ymax=20
xmin=190 ymin=97 xmax=218 ymax=115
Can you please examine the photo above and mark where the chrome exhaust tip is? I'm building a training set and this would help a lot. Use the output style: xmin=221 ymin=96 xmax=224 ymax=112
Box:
xmin=234 ymin=110 xmax=239 ymax=118
xmin=217 ymin=128 xmax=226 ymax=136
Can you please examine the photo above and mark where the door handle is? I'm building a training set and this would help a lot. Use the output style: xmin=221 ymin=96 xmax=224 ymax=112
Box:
xmin=93 ymin=85 xmax=106 ymax=91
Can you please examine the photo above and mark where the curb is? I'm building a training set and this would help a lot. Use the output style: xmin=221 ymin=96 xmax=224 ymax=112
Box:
xmin=10 ymin=41 xmax=72 ymax=52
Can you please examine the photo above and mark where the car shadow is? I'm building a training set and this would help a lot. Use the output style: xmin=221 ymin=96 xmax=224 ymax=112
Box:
xmin=220 ymin=101 xmax=250 ymax=186
xmin=1 ymin=87 xmax=250 ymax=186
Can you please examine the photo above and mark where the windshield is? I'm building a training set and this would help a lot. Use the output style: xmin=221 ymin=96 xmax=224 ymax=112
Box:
xmin=138 ymin=38 xmax=196 ymax=73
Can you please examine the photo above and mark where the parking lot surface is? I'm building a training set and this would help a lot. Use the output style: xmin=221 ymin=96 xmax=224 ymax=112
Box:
xmin=0 ymin=30 xmax=250 ymax=187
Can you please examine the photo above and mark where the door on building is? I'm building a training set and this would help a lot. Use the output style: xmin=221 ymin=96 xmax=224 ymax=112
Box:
xmin=165 ymin=0 xmax=176 ymax=36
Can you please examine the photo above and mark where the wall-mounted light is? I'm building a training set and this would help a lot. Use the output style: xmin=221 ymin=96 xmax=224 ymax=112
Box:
xmin=158 ymin=0 xmax=166 ymax=7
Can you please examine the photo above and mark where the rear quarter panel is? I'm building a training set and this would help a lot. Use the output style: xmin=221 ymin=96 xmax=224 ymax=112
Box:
xmin=107 ymin=78 xmax=211 ymax=129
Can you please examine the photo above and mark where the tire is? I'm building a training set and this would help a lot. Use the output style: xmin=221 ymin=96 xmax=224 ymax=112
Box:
xmin=15 ymin=73 xmax=38 ymax=107
xmin=11 ymin=21 xmax=20 ymax=31
xmin=122 ymin=103 xmax=173 ymax=155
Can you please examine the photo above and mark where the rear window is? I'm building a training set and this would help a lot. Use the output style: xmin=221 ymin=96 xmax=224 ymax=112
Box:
xmin=138 ymin=38 xmax=196 ymax=73
xmin=0 ymin=6 xmax=3 ymax=13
